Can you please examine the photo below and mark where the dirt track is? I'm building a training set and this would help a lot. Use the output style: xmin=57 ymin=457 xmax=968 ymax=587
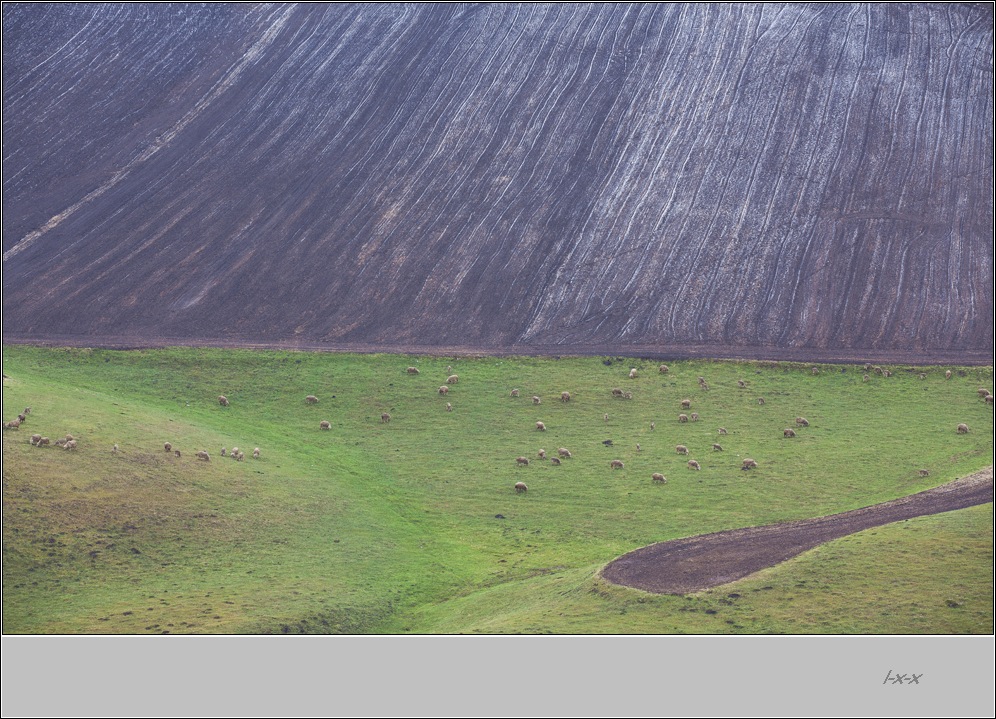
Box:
xmin=601 ymin=467 xmax=994 ymax=595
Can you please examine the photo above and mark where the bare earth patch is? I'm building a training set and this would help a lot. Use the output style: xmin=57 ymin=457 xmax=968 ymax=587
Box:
xmin=601 ymin=467 xmax=994 ymax=595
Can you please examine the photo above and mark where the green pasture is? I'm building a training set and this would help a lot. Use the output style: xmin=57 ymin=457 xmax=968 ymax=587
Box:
xmin=1 ymin=345 xmax=991 ymax=634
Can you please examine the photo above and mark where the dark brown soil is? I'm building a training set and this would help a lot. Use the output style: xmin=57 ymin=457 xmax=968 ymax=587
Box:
xmin=601 ymin=467 xmax=994 ymax=595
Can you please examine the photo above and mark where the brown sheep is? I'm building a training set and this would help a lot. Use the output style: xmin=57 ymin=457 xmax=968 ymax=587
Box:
xmin=514 ymin=482 xmax=528 ymax=493
xmin=17 ymin=413 xmax=27 ymax=423
xmin=622 ymin=391 xmax=633 ymax=399
xmin=678 ymin=414 xmax=688 ymax=423
xmin=718 ymin=427 xmax=728 ymax=435
xmin=957 ymin=423 xmax=970 ymax=434
xmin=676 ymin=445 xmax=689 ymax=455
xmin=237 ymin=452 xmax=245 ymax=461
xmin=918 ymin=469 xmax=930 ymax=477
xmin=23 ymin=407 xmax=31 ymax=415
xmin=697 ymin=376 xmax=706 ymax=385
xmin=538 ymin=449 xmax=546 ymax=459
xmin=795 ymin=417 xmax=810 ymax=427
xmin=629 ymin=368 xmax=638 ymax=379
xmin=231 ymin=447 xmax=240 ymax=458
xmin=438 ymin=386 xmax=449 ymax=395
xmin=253 ymin=448 xmax=260 ymax=459
xmin=381 ymin=413 xmax=391 ymax=423
xmin=306 ymin=395 xmax=319 ymax=404
xmin=757 ymin=397 xmax=765 ymax=405
xmin=865 ymin=363 xmax=873 ymax=371
xmin=690 ymin=412 xmax=699 ymax=422
xmin=700 ymin=382 xmax=710 ymax=390
xmin=863 ymin=374 xmax=870 ymax=382
xmin=945 ymin=370 xmax=952 ymax=379
xmin=883 ymin=370 xmax=892 ymax=378
xmin=532 ymin=396 xmax=541 ymax=405
xmin=742 ymin=458 xmax=758 ymax=470
xmin=30 ymin=434 xmax=42 ymax=445
xmin=873 ymin=366 xmax=883 ymax=375
xmin=320 ymin=420 xmax=332 ymax=430
xmin=611 ymin=388 xmax=624 ymax=397
xmin=164 ymin=442 xmax=173 ymax=453
xmin=680 ymin=399 xmax=691 ymax=409
xmin=650 ymin=422 xmax=655 ymax=431
xmin=978 ymin=388 xmax=991 ymax=397
xmin=658 ymin=365 xmax=669 ymax=374
xmin=197 ymin=450 xmax=210 ymax=461
xmin=516 ymin=457 xmax=530 ymax=466
xmin=737 ymin=380 xmax=747 ymax=388
xmin=218 ymin=395 xmax=229 ymax=407
xmin=4 ymin=419 xmax=21 ymax=430
xmin=712 ymin=443 xmax=723 ymax=451
xmin=986 ymin=394 xmax=994 ymax=405
xmin=221 ymin=448 xmax=227 ymax=457
xmin=446 ymin=403 xmax=452 ymax=412
xmin=811 ymin=367 xmax=819 ymax=375
xmin=687 ymin=460 xmax=700 ymax=470
xmin=510 ymin=389 xmax=520 ymax=397
xmin=64 ymin=439 xmax=77 ymax=450
xmin=406 ymin=367 xmax=420 ymax=375
xmin=610 ymin=460 xmax=624 ymax=469
xmin=536 ymin=421 xmax=546 ymax=431
xmin=636 ymin=443 xmax=641 ymax=452
xmin=446 ymin=374 xmax=459 ymax=384
xmin=557 ymin=448 xmax=572 ymax=458
xmin=174 ymin=449 xmax=181 ymax=458
xmin=783 ymin=428 xmax=797 ymax=438
xmin=37 ymin=437 xmax=50 ymax=446
xmin=652 ymin=473 xmax=667 ymax=484
xmin=550 ymin=457 xmax=561 ymax=466
xmin=65 ymin=434 xmax=74 ymax=442
xmin=560 ymin=391 xmax=571 ymax=402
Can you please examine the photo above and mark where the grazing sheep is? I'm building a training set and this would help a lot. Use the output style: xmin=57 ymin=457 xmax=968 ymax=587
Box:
xmin=622 ymin=392 xmax=633 ymax=400
xmin=320 ymin=420 xmax=331 ymax=430
xmin=516 ymin=457 xmax=530 ymax=466
xmin=986 ymin=394 xmax=994 ymax=405
xmin=406 ymin=367 xmax=420 ymax=375
xmin=700 ymin=381 xmax=709 ymax=390
xmin=218 ymin=395 xmax=229 ymax=407
xmin=64 ymin=439 xmax=78 ymax=450
xmin=811 ymin=367 xmax=819 ymax=375
xmin=883 ymin=370 xmax=892 ymax=378
xmin=718 ymin=427 xmax=728 ymax=435
xmin=652 ymin=473 xmax=667 ymax=484
xmin=873 ymin=366 xmax=883 ymax=375
xmin=510 ymin=389 xmax=520 ymax=397
xmin=446 ymin=374 xmax=459 ymax=384
xmin=957 ymin=423 xmax=970 ymax=434
xmin=681 ymin=399 xmax=691 ymax=409
xmin=514 ymin=482 xmax=528 ymax=494
xmin=65 ymin=434 xmax=74 ymax=442
xmin=446 ymin=403 xmax=452 ymax=412
xmin=697 ymin=377 xmax=706 ymax=385
xmin=676 ymin=445 xmax=688 ymax=455
xmin=757 ymin=397 xmax=765 ymax=405
xmin=783 ymin=428 xmax=797 ymax=438
xmin=174 ymin=450 xmax=181 ymax=458
xmin=438 ymin=386 xmax=449 ymax=395
xmin=918 ymin=373 xmax=927 ymax=380
xmin=712 ymin=443 xmax=723 ymax=451
xmin=536 ymin=421 xmax=546 ymax=431
xmin=560 ymin=391 xmax=571 ymax=402
xmin=381 ymin=412 xmax=391 ymax=423
xmin=610 ymin=460 xmax=624 ymax=469
xmin=918 ymin=469 xmax=930 ymax=477
xmin=636 ymin=443 xmax=641 ymax=452
xmin=550 ymin=457 xmax=561 ymax=465
xmin=237 ymin=452 xmax=245 ymax=462
xmin=795 ymin=417 xmax=810 ymax=427
xmin=687 ymin=460 xmax=701 ymax=470
xmin=658 ymin=365 xmax=669 ymax=374
xmin=690 ymin=413 xmax=699 ymax=422
xmin=737 ymin=380 xmax=747 ymax=388
xmin=538 ymin=449 xmax=546 ymax=459
xmin=23 ymin=407 xmax=31 ymax=415
xmin=306 ymin=395 xmax=319 ymax=404
xmin=863 ymin=374 xmax=870 ymax=382
xmin=611 ymin=388 xmax=624 ymax=397
xmin=231 ymin=447 xmax=240 ymax=458
xmin=650 ymin=422 xmax=655 ymax=431
xmin=253 ymin=448 xmax=260 ymax=459
xmin=629 ymin=368 xmax=638 ymax=379
xmin=37 ymin=437 xmax=50 ymax=446
xmin=865 ymin=363 xmax=873 ymax=371
xmin=112 ymin=444 xmax=119 ymax=453
xmin=678 ymin=414 xmax=688 ymax=423
xmin=532 ymin=396 xmax=541 ymax=405
xmin=557 ymin=448 xmax=572 ymax=458
xmin=945 ymin=370 xmax=952 ymax=379
xmin=164 ymin=442 xmax=173 ymax=453
xmin=30 ymin=434 xmax=42 ymax=445
xmin=4 ymin=419 xmax=21 ymax=430
xmin=17 ymin=413 xmax=27 ymax=423
xmin=54 ymin=439 xmax=67 ymax=447
xmin=197 ymin=450 xmax=210 ymax=461
xmin=446 ymin=366 xmax=453 ymax=373
xmin=221 ymin=448 xmax=227 ymax=457
xmin=604 ymin=414 xmax=609 ymax=422
xmin=742 ymin=458 xmax=758 ymax=470
xmin=978 ymin=388 xmax=991 ymax=397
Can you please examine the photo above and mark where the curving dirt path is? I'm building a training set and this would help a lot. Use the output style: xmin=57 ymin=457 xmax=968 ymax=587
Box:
xmin=602 ymin=468 xmax=994 ymax=595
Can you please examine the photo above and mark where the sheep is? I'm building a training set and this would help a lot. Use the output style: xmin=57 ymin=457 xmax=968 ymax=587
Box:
xmin=23 ymin=407 xmax=30 ymax=415
xmin=253 ymin=448 xmax=260 ymax=459
xmin=381 ymin=412 xmax=391 ymax=423
xmin=622 ymin=391 xmax=633 ymax=400
xmin=514 ymin=481 xmax=528 ymax=493
xmin=231 ymin=447 xmax=240 ymax=458
xmin=17 ymin=413 xmax=27 ymax=423
xmin=164 ymin=442 xmax=173 ymax=453
xmin=783 ymin=428 xmax=797 ymax=438
xmin=712 ymin=443 xmax=723 ymax=451
xmin=737 ymin=380 xmax=747 ymax=388
xmin=863 ymin=374 xmax=870 ymax=382
xmin=629 ymin=368 xmax=638 ymax=379
xmin=197 ymin=450 xmax=210 ymax=461
xmin=978 ymin=388 xmax=991 ymax=397
xmin=516 ymin=457 xmax=530 ymax=466
xmin=742 ymin=458 xmax=758 ymax=470
xmin=795 ymin=417 xmax=810 ymax=427
xmin=64 ymin=439 xmax=77 ymax=450
xmin=701 ymin=382 xmax=710 ymax=390
xmin=320 ymin=420 xmax=332 ymax=430
xmin=658 ymin=364 xmax=669 ymax=374
xmin=446 ymin=403 xmax=452 ymax=412
xmin=446 ymin=366 xmax=453 ymax=373
xmin=687 ymin=460 xmax=701 ymax=470
xmin=438 ymin=386 xmax=449 ymax=395
xmin=174 ymin=450 xmax=181 ymax=458
xmin=218 ymin=395 xmax=229 ymax=407
xmin=65 ymin=434 xmax=74 ymax=442
xmin=650 ymin=421 xmax=655 ymax=431
xmin=610 ymin=460 xmax=624 ymax=469
xmin=873 ymin=366 xmax=883 ymax=375
xmin=560 ymin=391 xmax=571 ymax=402
xmin=446 ymin=374 xmax=459 ymax=384
xmin=678 ymin=414 xmax=688 ymax=423
xmin=237 ymin=452 xmax=245 ymax=462
xmin=918 ymin=469 xmax=930 ymax=477
xmin=112 ymin=444 xmax=119 ymax=453
xmin=557 ymin=448 xmax=572 ymax=458
xmin=690 ymin=412 xmax=699 ymax=422
xmin=604 ymin=413 xmax=609 ymax=422
xmin=957 ymin=423 xmax=970 ymax=434
xmin=680 ymin=399 xmax=691 ymax=409
xmin=532 ymin=396 xmax=541 ymax=405
xmin=757 ymin=397 xmax=765 ymax=405
xmin=611 ymin=388 xmax=624 ymax=397
xmin=883 ymin=370 xmax=892 ymax=378
xmin=945 ymin=370 xmax=952 ymax=379
xmin=37 ymin=437 xmax=50 ymax=446
xmin=550 ymin=457 xmax=561 ymax=465
xmin=864 ymin=363 xmax=873 ymax=371
xmin=221 ymin=448 xmax=227 ymax=457
xmin=54 ymin=439 xmax=66 ymax=447
xmin=697 ymin=377 xmax=706 ymax=385
xmin=536 ymin=421 xmax=546 ymax=431
xmin=510 ymin=389 xmax=520 ymax=397
xmin=676 ymin=445 xmax=689 ymax=455
xmin=636 ymin=443 xmax=641 ymax=452
xmin=652 ymin=473 xmax=667 ymax=484
xmin=986 ymin=394 xmax=994 ymax=405
xmin=4 ymin=419 xmax=21 ymax=430
xmin=30 ymin=434 xmax=42 ymax=445
xmin=717 ymin=427 xmax=728 ymax=435
xmin=538 ymin=449 xmax=546 ymax=459
xmin=811 ymin=367 xmax=819 ymax=375
xmin=306 ymin=395 xmax=319 ymax=404
xmin=918 ymin=373 xmax=927 ymax=380
xmin=406 ymin=367 xmax=420 ymax=375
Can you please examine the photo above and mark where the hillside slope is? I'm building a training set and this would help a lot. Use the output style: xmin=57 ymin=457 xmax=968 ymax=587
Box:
xmin=3 ymin=4 xmax=993 ymax=357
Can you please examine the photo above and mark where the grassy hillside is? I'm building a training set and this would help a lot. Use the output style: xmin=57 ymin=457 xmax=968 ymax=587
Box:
xmin=2 ymin=346 xmax=991 ymax=633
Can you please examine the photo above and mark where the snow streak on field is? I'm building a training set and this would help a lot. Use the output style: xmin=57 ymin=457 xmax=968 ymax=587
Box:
xmin=2 ymin=4 xmax=992 ymax=356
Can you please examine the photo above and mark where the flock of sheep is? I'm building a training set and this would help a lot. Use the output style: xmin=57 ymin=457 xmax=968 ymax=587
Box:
xmin=2 ymin=407 xmax=80 ymax=450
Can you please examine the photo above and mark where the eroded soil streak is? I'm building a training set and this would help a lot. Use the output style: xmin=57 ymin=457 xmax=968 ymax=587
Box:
xmin=602 ymin=467 xmax=994 ymax=595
